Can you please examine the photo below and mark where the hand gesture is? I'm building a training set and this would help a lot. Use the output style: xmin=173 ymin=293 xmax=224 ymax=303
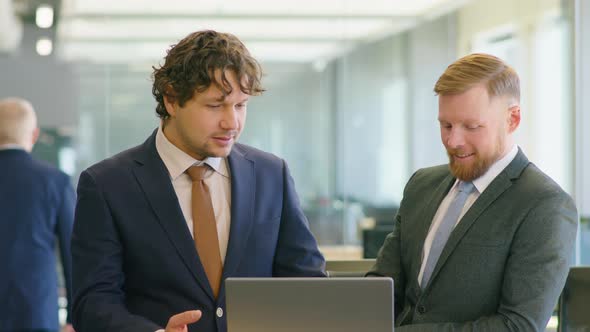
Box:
xmin=165 ymin=310 xmax=202 ymax=332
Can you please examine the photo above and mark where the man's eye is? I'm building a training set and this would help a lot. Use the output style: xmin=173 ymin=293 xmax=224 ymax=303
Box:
xmin=207 ymin=104 xmax=221 ymax=108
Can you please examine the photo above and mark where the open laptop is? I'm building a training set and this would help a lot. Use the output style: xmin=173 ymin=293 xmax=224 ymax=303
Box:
xmin=225 ymin=277 xmax=394 ymax=332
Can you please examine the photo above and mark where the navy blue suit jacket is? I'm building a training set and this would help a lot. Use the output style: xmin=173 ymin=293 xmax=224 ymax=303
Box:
xmin=0 ymin=148 xmax=75 ymax=331
xmin=72 ymin=131 xmax=326 ymax=332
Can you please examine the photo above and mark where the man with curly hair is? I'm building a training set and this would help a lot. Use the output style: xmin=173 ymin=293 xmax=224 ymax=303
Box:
xmin=72 ymin=30 xmax=325 ymax=332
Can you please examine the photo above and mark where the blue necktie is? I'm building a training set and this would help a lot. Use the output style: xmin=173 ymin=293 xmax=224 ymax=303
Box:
xmin=421 ymin=181 xmax=475 ymax=288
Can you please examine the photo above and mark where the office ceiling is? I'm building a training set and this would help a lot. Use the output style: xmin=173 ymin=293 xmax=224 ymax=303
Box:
xmin=28 ymin=0 xmax=471 ymax=64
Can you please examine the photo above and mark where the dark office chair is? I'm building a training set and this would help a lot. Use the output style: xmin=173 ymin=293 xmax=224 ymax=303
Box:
xmin=558 ymin=266 xmax=590 ymax=332
xmin=362 ymin=205 xmax=397 ymax=258
xmin=362 ymin=226 xmax=392 ymax=258
xmin=326 ymin=259 xmax=376 ymax=277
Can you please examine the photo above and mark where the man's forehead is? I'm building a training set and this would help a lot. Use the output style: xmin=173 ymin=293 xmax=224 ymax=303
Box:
xmin=199 ymin=86 xmax=250 ymax=102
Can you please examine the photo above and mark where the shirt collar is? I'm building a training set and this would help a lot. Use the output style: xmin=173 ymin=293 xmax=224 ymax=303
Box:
xmin=155 ymin=124 xmax=229 ymax=180
xmin=0 ymin=143 xmax=25 ymax=151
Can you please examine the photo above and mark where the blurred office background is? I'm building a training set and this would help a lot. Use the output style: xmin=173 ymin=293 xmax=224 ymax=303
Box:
xmin=1 ymin=0 xmax=590 ymax=327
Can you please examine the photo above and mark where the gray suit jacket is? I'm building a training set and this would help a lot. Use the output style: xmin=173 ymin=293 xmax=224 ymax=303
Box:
xmin=368 ymin=149 xmax=578 ymax=331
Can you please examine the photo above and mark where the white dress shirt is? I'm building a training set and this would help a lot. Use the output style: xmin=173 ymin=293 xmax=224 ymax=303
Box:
xmin=0 ymin=143 xmax=24 ymax=150
xmin=155 ymin=125 xmax=232 ymax=265
xmin=417 ymin=145 xmax=518 ymax=286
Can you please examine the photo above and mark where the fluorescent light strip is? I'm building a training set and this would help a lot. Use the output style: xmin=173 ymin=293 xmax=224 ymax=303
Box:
xmin=58 ymin=17 xmax=396 ymax=41
xmin=63 ymin=0 xmax=452 ymax=17
xmin=58 ymin=41 xmax=348 ymax=63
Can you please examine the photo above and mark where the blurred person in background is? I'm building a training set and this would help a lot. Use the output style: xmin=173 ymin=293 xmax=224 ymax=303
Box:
xmin=0 ymin=97 xmax=75 ymax=332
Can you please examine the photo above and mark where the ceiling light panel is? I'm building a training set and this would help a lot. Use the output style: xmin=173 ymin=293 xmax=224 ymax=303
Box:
xmin=56 ymin=0 xmax=468 ymax=63
xmin=58 ymin=18 xmax=397 ymax=41
xmin=58 ymin=40 xmax=349 ymax=64
xmin=62 ymin=0 xmax=450 ymax=16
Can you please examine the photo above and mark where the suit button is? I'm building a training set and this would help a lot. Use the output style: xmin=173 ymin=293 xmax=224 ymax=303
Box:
xmin=216 ymin=307 xmax=224 ymax=318
xmin=417 ymin=305 xmax=426 ymax=314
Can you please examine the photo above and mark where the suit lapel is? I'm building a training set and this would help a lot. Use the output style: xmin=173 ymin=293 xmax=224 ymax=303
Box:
xmin=131 ymin=131 xmax=215 ymax=301
xmin=221 ymin=146 xmax=256 ymax=283
xmin=425 ymin=149 xmax=530 ymax=290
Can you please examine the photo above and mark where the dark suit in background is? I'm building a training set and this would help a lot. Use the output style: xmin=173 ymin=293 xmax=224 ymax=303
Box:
xmin=368 ymin=149 xmax=577 ymax=331
xmin=0 ymin=148 xmax=75 ymax=331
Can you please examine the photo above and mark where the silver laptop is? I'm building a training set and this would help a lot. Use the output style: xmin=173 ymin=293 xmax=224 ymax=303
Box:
xmin=225 ymin=277 xmax=394 ymax=332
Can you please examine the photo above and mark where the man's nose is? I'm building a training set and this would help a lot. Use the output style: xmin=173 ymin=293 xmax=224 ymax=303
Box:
xmin=220 ymin=107 xmax=238 ymax=130
xmin=445 ymin=128 xmax=465 ymax=149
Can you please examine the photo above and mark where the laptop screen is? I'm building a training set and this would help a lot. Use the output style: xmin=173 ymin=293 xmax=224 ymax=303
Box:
xmin=225 ymin=277 xmax=394 ymax=332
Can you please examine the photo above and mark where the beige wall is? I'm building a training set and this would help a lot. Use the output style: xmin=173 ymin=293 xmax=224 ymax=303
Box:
xmin=454 ymin=0 xmax=574 ymax=194
xmin=457 ymin=0 xmax=561 ymax=55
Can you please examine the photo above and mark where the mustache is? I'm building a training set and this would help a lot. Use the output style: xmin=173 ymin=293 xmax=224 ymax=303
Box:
xmin=446 ymin=148 xmax=472 ymax=156
xmin=211 ymin=131 xmax=238 ymax=137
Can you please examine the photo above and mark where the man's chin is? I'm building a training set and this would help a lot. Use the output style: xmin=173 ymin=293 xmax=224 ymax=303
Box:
xmin=206 ymin=146 xmax=234 ymax=158
xmin=449 ymin=161 xmax=491 ymax=182
xmin=449 ymin=163 xmax=478 ymax=182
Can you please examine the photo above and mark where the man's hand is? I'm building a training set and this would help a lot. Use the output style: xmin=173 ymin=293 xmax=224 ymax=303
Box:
xmin=62 ymin=324 xmax=75 ymax=332
xmin=165 ymin=310 xmax=202 ymax=332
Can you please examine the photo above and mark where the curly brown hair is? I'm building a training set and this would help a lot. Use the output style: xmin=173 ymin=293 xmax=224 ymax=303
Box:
xmin=152 ymin=30 xmax=264 ymax=119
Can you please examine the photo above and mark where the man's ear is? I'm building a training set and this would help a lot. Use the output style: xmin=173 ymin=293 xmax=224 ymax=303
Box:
xmin=31 ymin=127 xmax=40 ymax=146
xmin=507 ymin=104 xmax=521 ymax=133
xmin=24 ymin=127 xmax=40 ymax=152
xmin=163 ymin=91 xmax=178 ymax=117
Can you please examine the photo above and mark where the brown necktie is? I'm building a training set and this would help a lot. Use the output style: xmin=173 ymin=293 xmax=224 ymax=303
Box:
xmin=186 ymin=165 xmax=223 ymax=298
